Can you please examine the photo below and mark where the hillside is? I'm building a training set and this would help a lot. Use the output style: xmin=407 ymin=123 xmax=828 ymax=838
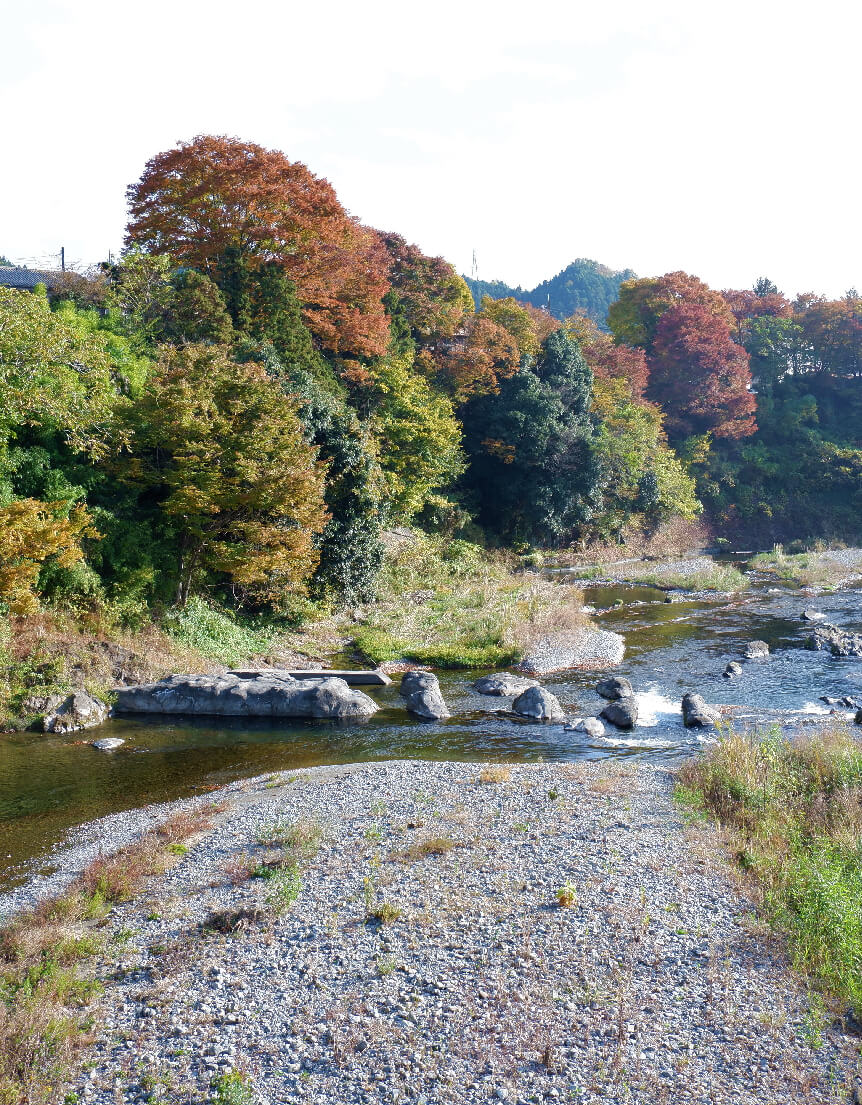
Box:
xmin=464 ymin=257 xmax=636 ymax=326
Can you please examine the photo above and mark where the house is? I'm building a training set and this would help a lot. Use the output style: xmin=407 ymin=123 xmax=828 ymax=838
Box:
xmin=0 ymin=265 xmax=62 ymax=291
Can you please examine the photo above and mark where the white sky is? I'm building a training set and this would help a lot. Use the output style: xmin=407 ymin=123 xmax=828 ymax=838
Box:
xmin=1 ymin=0 xmax=859 ymax=299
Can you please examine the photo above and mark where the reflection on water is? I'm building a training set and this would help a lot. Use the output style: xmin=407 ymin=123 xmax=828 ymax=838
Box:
xmin=3 ymin=573 xmax=862 ymax=891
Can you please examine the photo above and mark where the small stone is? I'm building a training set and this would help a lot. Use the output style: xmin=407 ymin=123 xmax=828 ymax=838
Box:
xmin=92 ymin=737 xmax=125 ymax=751
xmin=743 ymin=640 xmax=770 ymax=659
xmin=564 ymin=716 xmax=606 ymax=738
xmin=801 ymin=608 xmax=826 ymax=621
xmin=723 ymin=661 xmax=742 ymax=678
xmin=596 ymin=675 xmax=633 ymax=700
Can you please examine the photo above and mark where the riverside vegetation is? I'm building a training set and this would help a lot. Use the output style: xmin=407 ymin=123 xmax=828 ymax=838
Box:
xmin=2 ymin=132 xmax=861 ymax=724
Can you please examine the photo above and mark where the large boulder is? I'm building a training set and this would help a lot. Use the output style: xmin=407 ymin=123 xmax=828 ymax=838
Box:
xmin=114 ymin=672 xmax=378 ymax=719
xmin=600 ymin=696 xmax=638 ymax=729
xmin=682 ymin=692 xmax=720 ymax=729
xmin=512 ymin=686 xmax=565 ymax=721
xmin=517 ymin=627 xmax=625 ymax=676
xmin=399 ymin=671 xmax=450 ymax=720
xmin=744 ymin=640 xmax=770 ymax=659
xmin=806 ymin=623 xmax=862 ymax=657
xmin=596 ymin=675 xmax=633 ymax=701
xmin=44 ymin=691 xmax=110 ymax=734
xmin=472 ymin=672 xmax=539 ymax=697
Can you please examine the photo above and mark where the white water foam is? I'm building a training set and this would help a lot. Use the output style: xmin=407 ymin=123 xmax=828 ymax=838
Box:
xmin=634 ymin=686 xmax=683 ymax=727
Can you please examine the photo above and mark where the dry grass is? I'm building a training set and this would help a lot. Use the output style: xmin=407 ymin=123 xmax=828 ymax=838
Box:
xmin=478 ymin=766 xmax=513 ymax=784
xmin=393 ymin=835 xmax=459 ymax=863
xmin=0 ymin=804 xmax=220 ymax=1103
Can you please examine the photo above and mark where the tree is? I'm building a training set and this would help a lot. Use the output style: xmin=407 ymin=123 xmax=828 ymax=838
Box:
xmin=440 ymin=315 xmax=520 ymax=400
xmin=647 ymin=304 xmax=757 ymax=441
xmin=563 ymin=314 xmax=649 ymax=398
xmin=461 ymin=330 xmax=600 ymax=544
xmin=0 ymin=498 xmax=96 ymax=615
xmin=123 ymin=345 xmax=328 ymax=607
xmin=380 ymin=232 xmax=474 ymax=347
xmin=125 ymin=135 xmax=391 ymax=359
xmin=609 ymin=271 xmax=733 ymax=350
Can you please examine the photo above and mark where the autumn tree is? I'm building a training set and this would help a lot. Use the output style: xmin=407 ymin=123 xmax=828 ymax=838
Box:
xmin=563 ymin=314 xmax=649 ymax=398
xmin=380 ymin=232 xmax=474 ymax=351
xmin=647 ymin=304 xmax=756 ymax=441
xmin=123 ymin=345 xmax=328 ymax=607
xmin=125 ymin=135 xmax=391 ymax=359
xmin=608 ymin=271 xmax=733 ymax=351
xmin=0 ymin=499 xmax=96 ymax=614
xmin=440 ymin=315 xmax=521 ymax=400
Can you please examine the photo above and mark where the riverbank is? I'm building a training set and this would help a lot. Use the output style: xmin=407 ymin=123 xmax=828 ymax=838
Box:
xmin=3 ymin=758 xmax=857 ymax=1105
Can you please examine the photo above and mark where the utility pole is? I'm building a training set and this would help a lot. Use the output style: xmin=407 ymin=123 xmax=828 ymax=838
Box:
xmin=60 ymin=246 xmax=65 ymax=273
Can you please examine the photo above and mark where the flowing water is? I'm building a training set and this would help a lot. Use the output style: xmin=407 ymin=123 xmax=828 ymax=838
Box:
xmin=3 ymin=568 xmax=862 ymax=892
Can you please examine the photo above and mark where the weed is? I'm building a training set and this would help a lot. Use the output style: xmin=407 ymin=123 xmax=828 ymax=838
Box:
xmin=376 ymin=955 xmax=398 ymax=977
xmin=363 ymin=875 xmax=402 ymax=926
xmin=266 ymin=864 xmax=302 ymax=915
xmin=678 ymin=724 xmax=862 ymax=1014
xmin=556 ymin=884 xmax=577 ymax=908
xmin=478 ymin=766 xmax=512 ymax=784
xmin=255 ymin=818 xmax=323 ymax=861
xmin=210 ymin=1069 xmax=255 ymax=1105
xmin=166 ymin=843 xmax=188 ymax=856
xmin=801 ymin=993 xmax=828 ymax=1049
xmin=395 ymin=835 xmax=458 ymax=863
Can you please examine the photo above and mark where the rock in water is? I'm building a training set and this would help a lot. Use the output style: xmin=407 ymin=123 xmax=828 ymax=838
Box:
xmin=682 ymin=692 xmax=721 ymax=728
xmin=600 ymin=696 xmax=638 ymax=729
xmin=472 ymin=673 xmax=539 ymax=697
xmin=596 ymin=675 xmax=633 ymax=700
xmin=565 ymin=716 xmax=606 ymax=738
xmin=744 ymin=640 xmax=770 ymax=659
xmin=92 ymin=737 xmax=125 ymax=751
xmin=723 ymin=661 xmax=743 ymax=678
xmin=801 ymin=609 xmax=826 ymax=622
xmin=806 ymin=623 xmax=862 ymax=657
xmin=400 ymin=671 xmax=450 ymax=720
xmin=44 ymin=691 xmax=110 ymax=733
xmin=855 ymin=709 xmax=862 ymax=726
xmin=115 ymin=672 xmax=378 ymax=719
xmin=511 ymin=686 xmax=565 ymax=721
xmin=517 ymin=628 xmax=625 ymax=675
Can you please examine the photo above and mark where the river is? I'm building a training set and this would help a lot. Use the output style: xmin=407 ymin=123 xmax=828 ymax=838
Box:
xmin=2 ymin=568 xmax=861 ymax=893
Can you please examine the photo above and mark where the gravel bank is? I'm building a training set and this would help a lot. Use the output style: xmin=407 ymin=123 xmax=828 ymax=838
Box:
xmin=39 ymin=761 xmax=860 ymax=1103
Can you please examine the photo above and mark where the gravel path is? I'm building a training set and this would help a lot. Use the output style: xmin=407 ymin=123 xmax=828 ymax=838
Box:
xmin=55 ymin=760 xmax=857 ymax=1104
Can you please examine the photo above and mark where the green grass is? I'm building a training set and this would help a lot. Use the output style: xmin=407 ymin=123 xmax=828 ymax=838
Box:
xmin=636 ymin=564 xmax=747 ymax=592
xmin=351 ymin=534 xmax=586 ymax=670
xmin=677 ymin=726 xmax=862 ymax=1014
xmin=210 ymin=1070 xmax=255 ymax=1105
xmin=748 ymin=545 xmax=858 ymax=588
xmin=162 ymin=597 xmax=283 ymax=664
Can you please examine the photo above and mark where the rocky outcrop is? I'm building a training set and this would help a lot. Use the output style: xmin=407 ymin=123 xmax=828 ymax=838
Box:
xmin=805 ymin=623 xmax=862 ymax=657
xmin=115 ymin=672 xmax=379 ymax=719
xmin=399 ymin=672 xmax=450 ymax=720
xmin=472 ymin=673 xmax=539 ymax=697
xmin=565 ymin=716 xmax=606 ymax=738
xmin=512 ymin=686 xmax=565 ymax=721
xmin=723 ymin=661 xmax=743 ymax=678
xmin=596 ymin=675 xmax=633 ymax=700
xmin=44 ymin=691 xmax=110 ymax=734
xmin=600 ymin=696 xmax=638 ymax=729
xmin=517 ymin=627 xmax=625 ymax=676
xmin=682 ymin=692 xmax=720 ymax=728
xmin=744 ymin=641 xmax=770 ymax=659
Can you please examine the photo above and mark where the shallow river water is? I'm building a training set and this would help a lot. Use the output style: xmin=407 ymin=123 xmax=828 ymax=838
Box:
xmin=3 ymin=570 xmax=862 ymax=892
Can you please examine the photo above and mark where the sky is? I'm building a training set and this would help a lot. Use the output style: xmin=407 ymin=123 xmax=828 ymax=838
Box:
xmin=1 ymin=0 xmax=859 ymax=299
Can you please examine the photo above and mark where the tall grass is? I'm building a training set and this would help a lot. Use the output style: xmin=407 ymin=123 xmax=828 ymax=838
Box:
xmin=677 ymin=726 xmax=862 ymax=1013
xmin=352 ymin=535 xmax=586 ymax=669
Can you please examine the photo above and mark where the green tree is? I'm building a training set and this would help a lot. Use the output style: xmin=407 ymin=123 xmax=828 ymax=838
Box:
xmin=123 ymin=345 xmax=328 ymax=607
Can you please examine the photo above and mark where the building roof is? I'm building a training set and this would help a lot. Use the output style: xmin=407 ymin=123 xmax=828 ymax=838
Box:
xmin=0 ymin=266 xmax=62 ymax=290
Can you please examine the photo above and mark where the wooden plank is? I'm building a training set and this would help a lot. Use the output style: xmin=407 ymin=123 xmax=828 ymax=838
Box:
xmin=229 ymin=668 xmax=392 ymax=686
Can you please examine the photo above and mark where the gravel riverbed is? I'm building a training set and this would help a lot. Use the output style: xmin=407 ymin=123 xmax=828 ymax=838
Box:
xmin=33 ymin=760 xmax=860 ymax=1104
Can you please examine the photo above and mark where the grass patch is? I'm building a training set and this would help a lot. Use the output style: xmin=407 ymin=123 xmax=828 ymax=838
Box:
xmin=394 ymin=835 xmax=458 ymax=863
xmin=478 ymin=765 xmax=512 ymax=784
xmin=351 ymin=534 xmax=586 ymax=670
xmin=635 ymin=564 xmax=747 ymax=592
xmin=162 ymin=597 xmax=283 ymax=665
xmin=748 ymin=545 xmax=860 ymax=588
xmin=677 ymin=725 xmax=862 ymax=1014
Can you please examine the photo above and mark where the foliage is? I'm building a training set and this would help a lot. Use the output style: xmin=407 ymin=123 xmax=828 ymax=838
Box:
xmin=126 ymin=134 xmax=391 ymax=358
xmin=678 ymin=727 xmax=862 ymax=1014
xmin=121 ymin=344 xmax=328 ymax=607
xmin=608 ymin=271 xmax=733 ymax=350
xmin=162 ymin=597 xmax=283 ymax=663
xmin=0 ymin=499 xmax=96 ymax=615
xmin=461 ymin=329 xmax=600 ymax=545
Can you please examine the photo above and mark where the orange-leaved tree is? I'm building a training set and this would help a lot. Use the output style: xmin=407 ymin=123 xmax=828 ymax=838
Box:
xmin=122 ymin=345 xmax=328 ymax=607
xmin=125 ymin=135 xmax=391 ymax=359
xmin=0 ymin=499 xmax=97 ymax=615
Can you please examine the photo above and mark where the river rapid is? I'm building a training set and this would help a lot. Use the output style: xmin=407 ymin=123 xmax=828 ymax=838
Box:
xmin=3 ymin=566 xmax=862 ymax=893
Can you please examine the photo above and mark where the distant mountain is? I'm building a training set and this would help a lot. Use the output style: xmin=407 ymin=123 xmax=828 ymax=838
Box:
xmin=464 ymin=258 xmax=636 ymax=328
